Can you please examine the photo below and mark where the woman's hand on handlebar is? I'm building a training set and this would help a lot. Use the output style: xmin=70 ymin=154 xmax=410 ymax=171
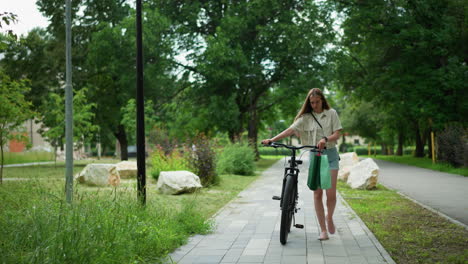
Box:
xmin=317 ymin=138 xmax=327 ymax=150
xmin=261 ymin=139 xmax=273 ymax=145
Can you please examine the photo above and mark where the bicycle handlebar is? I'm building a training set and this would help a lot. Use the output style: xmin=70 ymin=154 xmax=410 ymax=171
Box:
xmin=262 ymin=142 xmax=324 ymax=151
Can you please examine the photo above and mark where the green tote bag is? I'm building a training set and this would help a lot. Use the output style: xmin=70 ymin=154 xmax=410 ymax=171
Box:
xmin=307 ymin=153 xmax=331 ymax=190
xmin=307 ymin=153 xmax=321 ymax=190
xmin=319 ymin=154 xmax=331 ymax=190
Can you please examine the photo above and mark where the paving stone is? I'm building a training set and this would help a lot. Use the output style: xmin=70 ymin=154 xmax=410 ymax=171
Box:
xmin=281 ymin=255 xmax=307 ymax=264
xmin=242 ymin=248 xmax=267 ymax=256
xmin=349 ymin=255 xmax=368 ymax=264
xmin=306 ymin=254 xmax=325 ymax=264
xmin=324 ymin=256 xmax=351 ymax=264
xmin=190 ymin=248 xmax=227 ymax=256
xmin=246 ymin=238 xmax=271 ymax=249
xmin=365 ymin=255 xmax=387 ymax=264
xmin=282 ymin=247 xmax=306 ymax=256
xmin=192 ymin=255 xmax=224 ymax=263
xmin=237 ymin=255 xmax=265 ymax=263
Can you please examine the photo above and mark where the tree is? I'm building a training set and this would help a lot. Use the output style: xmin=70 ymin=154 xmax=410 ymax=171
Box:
xmin=0 ymin=29 xmax=62 ymax=111
xmin=0 ymin=70 xmax=34 ymax=183
xmin=0 ymin=11 xmax=17 ymax=41
xmin=333 ymin=0 xmax=467 ymax=157
xmin=121 ymin=98 xmax=157 ymax=146
xmin=38 ymin=88 xmax=98 ymax=162
xmin=85 ymin=8 xmax=177 ymax=160
xmin=153 ymin=0 xmax=335 ymax=155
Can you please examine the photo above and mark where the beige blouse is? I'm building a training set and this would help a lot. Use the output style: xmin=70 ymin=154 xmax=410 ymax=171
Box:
xmin=289 ymin=109 xmax=343 ymax=148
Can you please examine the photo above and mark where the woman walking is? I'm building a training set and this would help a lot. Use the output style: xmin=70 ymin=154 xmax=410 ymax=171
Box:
xmin=261 ymin=88 xmax=342 ymax=240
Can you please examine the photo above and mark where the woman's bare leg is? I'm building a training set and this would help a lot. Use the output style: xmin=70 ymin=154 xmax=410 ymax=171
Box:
xmin=326 ymin=169 xmax=338 ymax=234
xmin=314 ymin=189 xmax=328 ymax=239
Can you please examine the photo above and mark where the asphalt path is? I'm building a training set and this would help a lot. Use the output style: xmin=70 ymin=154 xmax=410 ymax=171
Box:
xmin=373 ymin=159 xmax=468 ymax=226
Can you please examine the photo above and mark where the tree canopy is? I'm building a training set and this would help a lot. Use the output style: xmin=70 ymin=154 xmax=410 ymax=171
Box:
xmin=1 ymin=0 xmax=466 ymax=160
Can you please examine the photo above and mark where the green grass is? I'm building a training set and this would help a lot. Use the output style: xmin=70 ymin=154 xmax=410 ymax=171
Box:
xmin=362 ymin=155 xmax=468 ymax=177
xmin=2 ymin=159 xmax=121 ymax=179
xmin=338 ymin=181 xmax=468 ymax=264
xmin=0 ymin=157 xmax=281 ymax=263
xmin=2 ymin=151 xmax=54 ymax=165
xmin=260 ymin=154 xmax=288 ymax=160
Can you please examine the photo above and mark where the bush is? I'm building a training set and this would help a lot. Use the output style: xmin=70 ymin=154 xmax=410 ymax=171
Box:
xmin=186 ymin=135 xmax=218 ymax=186
xmin=349 ymin=146 xmax=370 ymax=155
xmin=437 ymin=124 xmax=467 ymax=167
xmin=217 ymin=143 xmax=256 ymax=176
xmin=149 ymin=148 xmax=190 ymax=180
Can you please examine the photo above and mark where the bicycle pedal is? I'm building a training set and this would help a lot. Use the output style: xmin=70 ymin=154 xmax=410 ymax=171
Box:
xmin=272 ymin=196 xmax=281 ymax=200
xmin=294 ymin=224 xmax=304 ymax=229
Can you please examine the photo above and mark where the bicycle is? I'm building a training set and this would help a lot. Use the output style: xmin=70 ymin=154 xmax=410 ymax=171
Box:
xmin=264 ymin=142 xmax=321 ymax=245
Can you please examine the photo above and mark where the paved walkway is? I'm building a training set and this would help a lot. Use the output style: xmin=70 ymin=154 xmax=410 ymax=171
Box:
xmin=167 ymin=153 xmax=395 ymax=264
xmin=374 ymin=160 xmax=468 ymax=226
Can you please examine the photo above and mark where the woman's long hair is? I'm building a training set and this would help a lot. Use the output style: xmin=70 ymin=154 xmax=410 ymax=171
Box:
xmin=294 ymin=88 xmax=330 ymax=121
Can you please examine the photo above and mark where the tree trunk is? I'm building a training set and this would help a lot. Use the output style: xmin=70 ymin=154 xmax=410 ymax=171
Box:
xmin=414 ymin=124 xmax=425 ymax=157
xmin=421 ymin=128 xmax=429 ymax=158
xmin=426 ymin=129 xmax=432 ymax=159
xmin=247 ymin=107 xmax=260 ymax=160
xmin=397 ymin=130 xmax=404 ymax=156
xmin=381 ymin=143 xmax=387 ymax=155
xmin=0 ymin=142 xmax=3 ymax=184
xmin=54 ymin=143 xmax=57 ymax=169
xmin=228 ymin=130 xmax=242 ymax=143
xmin=340 ymin=134 xmax=347 ymax=152
xmin=115 ymin=125 xmax=128 ymax=160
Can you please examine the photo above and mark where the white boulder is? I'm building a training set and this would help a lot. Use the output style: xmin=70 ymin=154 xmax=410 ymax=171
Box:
xmin=75 ymin=164 xmax=120 ymax=186
xmin=156 ymin=171 xmax=202 ymax=195
xmin=347 ymin=158 xmax=379 ymax=190
xmin=338 ymin=167 xmax=353 ymax=182
xmin=338 ymin=152 xmax=360 ymax=181
xmin=116 ymin=161 xmax=137 ymax=179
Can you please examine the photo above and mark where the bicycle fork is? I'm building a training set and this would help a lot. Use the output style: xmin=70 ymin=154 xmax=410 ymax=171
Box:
xmin=272 ymin=174 xmax=304 ymax=229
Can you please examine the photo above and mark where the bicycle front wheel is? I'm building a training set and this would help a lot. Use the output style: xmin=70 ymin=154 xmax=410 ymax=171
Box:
xmin=280 ymin=175 xmax=295 ymax=245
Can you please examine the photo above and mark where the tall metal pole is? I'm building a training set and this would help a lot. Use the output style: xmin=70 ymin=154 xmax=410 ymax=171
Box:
xmin=65 ymin=0 xmax=74 ymax=203
xmin=136 ymin=0 xmax=146 ymax=205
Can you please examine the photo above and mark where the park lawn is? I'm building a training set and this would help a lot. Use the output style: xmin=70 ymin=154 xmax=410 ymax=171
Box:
xmin=260 ymin=154 xmax=287 ymax=159
xmin=2 ymin=151 xmax=54 ymax=165
xmin=1 ymin=159 xmax=122 ymax=179
xmin=0 ymin=157 xmax=280 ymax=264
xmin=361 ymin=154 xmax=468 ymax=177
xmin=338 ymin=181 xmax=468 ymax=264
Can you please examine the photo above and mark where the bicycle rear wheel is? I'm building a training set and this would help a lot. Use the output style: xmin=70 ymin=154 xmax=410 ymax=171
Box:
xmin=280 ymin=175 xmax=295 ymax=245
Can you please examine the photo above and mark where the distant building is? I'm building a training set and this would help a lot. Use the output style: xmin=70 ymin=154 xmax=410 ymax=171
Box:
xmin=6 ymin=119 xmax=52 ymax=153
xmin=339 ymin=133 xmax=365 ymax=146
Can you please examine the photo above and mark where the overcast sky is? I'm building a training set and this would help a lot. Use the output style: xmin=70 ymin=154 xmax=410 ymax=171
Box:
xmin=2 ymin=0 xmax=50 ymax=36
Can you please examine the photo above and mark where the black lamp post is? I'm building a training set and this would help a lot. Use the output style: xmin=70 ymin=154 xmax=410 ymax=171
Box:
xmin=136 ymin=0 xmax=146 ymax=205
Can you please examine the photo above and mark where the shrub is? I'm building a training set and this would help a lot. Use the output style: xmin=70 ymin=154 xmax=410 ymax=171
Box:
xmin=217 ymin=143 xmax=256 ymax=176
xmin=437 ymin=124 xmax=467 ymax=167
xmin=349 ymin=146 xmax=371 ymax=155
xmin=149 ymin=148 xmax=190 ymax=180
xmin=186 ymin=135 xmax=218 ymax=186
